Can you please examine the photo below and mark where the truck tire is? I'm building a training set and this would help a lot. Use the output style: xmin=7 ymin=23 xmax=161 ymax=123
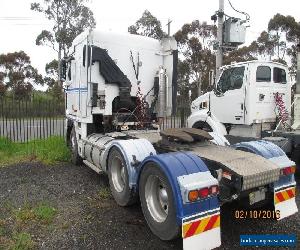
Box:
xmin=107 ymin=147 xmax=137 ymax=206
xmin=70 ymin=127 xmax=82 ymax=165
xmin=139 ymin=162 xmax=179 ymax=241
xmin=192 ymin=121 xmax=212 ymax=132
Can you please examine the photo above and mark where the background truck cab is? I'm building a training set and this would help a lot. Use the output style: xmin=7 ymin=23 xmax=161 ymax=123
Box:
xmin=188 ymin=61 xmax=292 ymax=138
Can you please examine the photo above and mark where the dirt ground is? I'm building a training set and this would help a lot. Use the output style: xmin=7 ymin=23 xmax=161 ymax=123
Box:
xmin=0 ymin=162 xmax=299 ymax=250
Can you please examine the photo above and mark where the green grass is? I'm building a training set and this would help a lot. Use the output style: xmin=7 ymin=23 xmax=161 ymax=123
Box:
xmin=0 ymin=227 xmax=4 ymax=237
xmin=98 ymin=187 xmax=112 ymax=200
xmin=0 ymin=136 xmax=70 ymax=166
xmin=14 ymin=206 xmax=35 ymax=223
xmin=0 ymin=202 xmax=57 ymax=250
xmin=11 ymin=233 xmax=34 ymax=250
xmin=33 ymin=204 xmax=56 ymax=224
xmin=14 ymin=203 xmax=57 ymax=225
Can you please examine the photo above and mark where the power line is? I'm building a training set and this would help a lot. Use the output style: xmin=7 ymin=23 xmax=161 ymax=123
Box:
xmin=227 ymin=0 xmax=250 ymax=21
xmin=1 ymin=23 xmax=49 ymax=26
xmin=0 ymin=17 xmax=35 ymax=20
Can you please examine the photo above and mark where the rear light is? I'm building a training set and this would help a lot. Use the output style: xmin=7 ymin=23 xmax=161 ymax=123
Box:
xmin=188 ymin=190 xmax=199 ymax=202
xmin=187 ymin=185 xmax=219 ymax=202
xmin=199 ymin=187 xmax=209 ymax=198
xmin=280 ymin=166 xmax=296 ymax=175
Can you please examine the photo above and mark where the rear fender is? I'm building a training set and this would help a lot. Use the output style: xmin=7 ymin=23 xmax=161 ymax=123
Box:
xmin=139 ymin=152 xmax=221 ymax=250
xmin=138 ymin=152 xmax=219 ymax=224
xmin=233 ymin=140 xmax=298 ymax=219
xmin=105 ymin=139 xmax=156 ymax=189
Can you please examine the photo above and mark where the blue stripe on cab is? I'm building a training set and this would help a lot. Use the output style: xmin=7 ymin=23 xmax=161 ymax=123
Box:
xmin=65 ymin=87 xmax=88 ymax=93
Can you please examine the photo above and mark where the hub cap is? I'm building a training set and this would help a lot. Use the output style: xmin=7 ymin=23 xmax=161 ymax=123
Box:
xmin=145 ymin=175 xmax=169 ymax=223
xmin=111 ymin=155 xmax=126 ymax=193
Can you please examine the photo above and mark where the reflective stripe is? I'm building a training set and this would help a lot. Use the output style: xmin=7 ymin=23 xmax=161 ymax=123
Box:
xmin=182 ymin=213 xmax=220 ymax=239
xmin=274 ymin=187 xmax=296 ymax=204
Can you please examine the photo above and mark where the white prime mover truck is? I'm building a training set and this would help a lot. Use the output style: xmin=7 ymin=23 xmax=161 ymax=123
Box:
xmin=187 ymin=60 xmax=300 ymax=169
xmin=61 ymin=30 xmax=298 ymax=250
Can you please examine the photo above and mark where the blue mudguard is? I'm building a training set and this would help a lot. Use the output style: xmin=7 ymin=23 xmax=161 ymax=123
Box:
xmin=233 ymin=140 xmax=298 ymax=219
xmin=139 ymin=151 xmax=219 ymax=225
xmin=233 ymin=139 xmax=286 ymax=159
xmin=233 ymin=140 xmax=295 ymax=187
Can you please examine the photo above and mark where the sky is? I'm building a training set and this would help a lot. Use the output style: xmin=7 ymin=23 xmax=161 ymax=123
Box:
xmin=0 ymin=0 xmax=300 ymax=81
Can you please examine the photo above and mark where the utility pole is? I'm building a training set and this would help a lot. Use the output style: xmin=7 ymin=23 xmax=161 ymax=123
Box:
xmin=292 ymin=43 xmax=300 ymax=129
xmin=216 ymin=0 xmax=224 ymax=80
xmin=167 ymin=19 xmax=172 ymax=36
xmin=296 ymin=44 xmax=300 ymax=95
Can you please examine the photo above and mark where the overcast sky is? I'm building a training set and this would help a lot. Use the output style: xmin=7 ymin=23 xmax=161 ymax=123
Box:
xmin=1 ymin=0 xmax=300 ymax=79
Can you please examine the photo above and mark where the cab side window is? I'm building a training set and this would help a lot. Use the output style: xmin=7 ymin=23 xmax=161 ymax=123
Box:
xmin=256 ymin=66 xmax=271 ymax=82
xmin=273 ymin=67 xmax=287 ymax=84
xmin=217 ymin=66 xmax=245 ymax=93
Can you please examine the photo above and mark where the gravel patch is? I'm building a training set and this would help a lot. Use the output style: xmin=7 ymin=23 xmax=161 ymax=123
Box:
xmin=0 ymin=162 xmax=299 ymax=249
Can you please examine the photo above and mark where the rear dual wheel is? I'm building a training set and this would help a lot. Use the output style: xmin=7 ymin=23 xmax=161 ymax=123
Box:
xmin=107 ymin=147 xmax=137 ymax=206
xmin=139 ymin=162 xmax=179 ymax=240
xmin=107 ymin=148 xmax=180 ymax=240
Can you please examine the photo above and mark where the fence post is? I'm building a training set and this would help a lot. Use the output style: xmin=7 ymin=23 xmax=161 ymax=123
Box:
xmin=180 ymin=107 xmax=185 ymax=128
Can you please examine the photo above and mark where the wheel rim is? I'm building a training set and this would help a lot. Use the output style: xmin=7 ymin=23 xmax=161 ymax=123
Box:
xmin=145 ymin=175 xmax=169 ymax=223
xmin=111 ymin=155 xmax=126 ymax=193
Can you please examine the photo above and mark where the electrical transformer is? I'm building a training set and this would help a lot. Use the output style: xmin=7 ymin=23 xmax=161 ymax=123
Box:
xmin=223 ymin=17 xmax=246 ymax=46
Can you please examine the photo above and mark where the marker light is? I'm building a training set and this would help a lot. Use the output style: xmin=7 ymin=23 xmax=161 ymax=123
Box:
xmin=187 ymin=185 xmax=219 ymax=202
xmin=280 ymin=166 xmax=296 ymax=175
xmin=188 ymin=190 xmax=199 ymax=202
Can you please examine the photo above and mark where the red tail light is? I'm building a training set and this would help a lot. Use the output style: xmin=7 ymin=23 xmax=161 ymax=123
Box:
xmin=187 ymin=185 xmax=219 ymax=203
xmin=198 ymin=187 xmax=209 ymax=198
xmin=281 ymin=166 xmax=296 ymax=175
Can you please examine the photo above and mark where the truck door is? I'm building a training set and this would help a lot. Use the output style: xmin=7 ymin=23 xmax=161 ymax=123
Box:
xmin=210 ymin=66 xmax=246 ymax=124
xmin=254 ymin=65 xmax=290 ymax=122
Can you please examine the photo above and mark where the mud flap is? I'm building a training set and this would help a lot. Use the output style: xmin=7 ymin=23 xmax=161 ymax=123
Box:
xmin=182 ymin=209 xmax=221 ymax=250
xmin=274 ymin=184 xmax=298 ymax=220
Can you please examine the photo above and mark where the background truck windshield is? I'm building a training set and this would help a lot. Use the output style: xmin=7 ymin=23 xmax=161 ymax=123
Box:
xmin=217 ymin=66 xmax=245 ymax=93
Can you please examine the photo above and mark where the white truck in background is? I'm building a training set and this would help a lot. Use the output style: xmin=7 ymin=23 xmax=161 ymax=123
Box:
xmin=61 ymin=30 xmax=298 ymax=250
xmin=188 ymin=60 xmax=300 ymax=168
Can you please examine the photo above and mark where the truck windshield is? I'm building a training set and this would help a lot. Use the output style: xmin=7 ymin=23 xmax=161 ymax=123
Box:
xmin=217 ymin=66 xmax=245 ymax=93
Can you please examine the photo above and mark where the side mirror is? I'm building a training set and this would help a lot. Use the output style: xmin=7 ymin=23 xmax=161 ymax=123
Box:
xmin=60 ymin=59 xmax=67 ymax=81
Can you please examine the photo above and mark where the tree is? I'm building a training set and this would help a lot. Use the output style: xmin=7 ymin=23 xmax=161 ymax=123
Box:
xmin=44 ymin=59 xmax=58 ymax=87
xmin=0 ymin=51 xmax=43 ymax=99
xmin=31 ymin=0 xmax=96 ymax=80
xmin=175 ymin=21 xmax=216 ymax=100
xmin=0 ymin=72 xmax=6 ymax=97
xmin=224 ymin=42 xmax=258 ymax=65
xmin=43 ymin=59 xmax=64 ymax=100
xmin=223 ymin=21 xmax=292 ymax=66
xmin=128 ymin=10 xmax=167 ymax=39
xmin=268 ymin=13 xmax=300 ymax=73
